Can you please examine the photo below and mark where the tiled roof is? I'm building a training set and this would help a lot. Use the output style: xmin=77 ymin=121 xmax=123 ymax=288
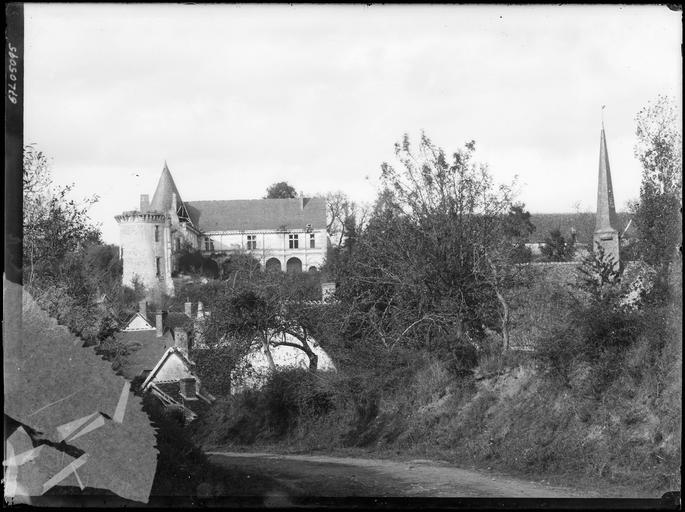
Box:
xmin=528 ymin=212 xmax=634 ymax=244
xmin=114 ymin=330 xmax=174 ymax=380
xmin=149 ymin=163 xmax=184 ymax=213
xmin=185 ymin=197 xmax=327 ymax=232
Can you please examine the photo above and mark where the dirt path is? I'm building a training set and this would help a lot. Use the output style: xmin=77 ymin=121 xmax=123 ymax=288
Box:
xmin=207 ymin=451 xmax=599 ymax=498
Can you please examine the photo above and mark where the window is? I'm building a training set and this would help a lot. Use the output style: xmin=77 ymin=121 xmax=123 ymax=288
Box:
xmin=247 ymin=235 xmax=257 ymax=250
xmin=154 ymin=225 xmax=160 ymax=242
xmin=156 ymin=257 xmax=161 ymax=278
xmin=289 ymin=234 xmax=299 ymax=249
xmin=204 ymin=237 xmax=214 ymax=251
xmin=309 ymin=233 xmax=315 ymax=248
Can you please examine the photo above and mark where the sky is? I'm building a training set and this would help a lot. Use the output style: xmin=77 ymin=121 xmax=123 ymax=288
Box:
xmin=24 ymin=4 xmax=681 ymax=244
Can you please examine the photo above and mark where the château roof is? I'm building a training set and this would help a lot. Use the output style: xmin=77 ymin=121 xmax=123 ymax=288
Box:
xmin=185 ymin=198 xmax=327 ymax=232
xmin=150 ymin=162 xmax=184 ymax=213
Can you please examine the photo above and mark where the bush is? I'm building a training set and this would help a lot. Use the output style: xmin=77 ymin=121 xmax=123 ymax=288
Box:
xmin=176 ymin=248 xmax=219 ymax=279
xmin=192 ymin=346 xmax=246 ymax=396
xmin=580 ymin=305 xmax=644 ymax=358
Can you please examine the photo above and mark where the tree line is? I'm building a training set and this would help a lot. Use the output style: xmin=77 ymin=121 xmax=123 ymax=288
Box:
xmin=21 ymin=95 xmax=681 ymax=389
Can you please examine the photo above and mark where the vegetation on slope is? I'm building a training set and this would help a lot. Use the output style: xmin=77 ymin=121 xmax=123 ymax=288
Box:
xmin=191 ymin=98 xmax=681 ymax=496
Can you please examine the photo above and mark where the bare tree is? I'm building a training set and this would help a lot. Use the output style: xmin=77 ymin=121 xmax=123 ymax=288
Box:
xmin=325 ymin=191 xmax=370 ymax=247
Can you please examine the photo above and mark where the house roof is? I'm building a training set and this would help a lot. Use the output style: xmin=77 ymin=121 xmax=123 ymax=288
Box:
xmin=527 ymin=212 xmax=635 ymax=244
xmin=143 ymin=311 xmax=191 ymax=331
xmin=122 ymin=312 xmax=155 ymax=331
xmin=123 ymin=310 xmax=191 ymax=333
xmin=141 ymin=346 xmax=196 ymax=390
xmin=114 ymin=329 xmax=174 ymax=380
xmin=184 ymin=197 xmax=327 ymax=232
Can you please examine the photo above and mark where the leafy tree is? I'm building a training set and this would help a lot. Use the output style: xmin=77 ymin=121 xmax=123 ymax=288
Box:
xmin=175 ymin=246 xmax=219 ymax=279
xmin=265 ymin=181 xmax=298 ymax=199
xmin=631 ymin=96 xmax=682 ymax=273
xmin=23 ymin=144 xmax=101 ymax=283
xmin=203 ymin=282 xmax=281 ymax=371
xmin=82 ymin=244 xmax=123 ymax=293
xmin=540 ymin=228 xmax=575 ymax=262
xmin=475 ymin=203 xmax=536 ymax=350
xmin=334 ymin=133 xmax=522 ymax=353
xmin=191 ymin=345 xmax=247 ymax=396
xmin=166 ymin=279 xmax=225 ymax=312
xmin=203 ymin=272 xmax=325 ymax=375
xmin=577 ymin=243 xmax=622 ymax=306
xmin=503 ymin=204 xmax=535 ymax=264
xmin=220 ymin=251 xmax=262 ymax=283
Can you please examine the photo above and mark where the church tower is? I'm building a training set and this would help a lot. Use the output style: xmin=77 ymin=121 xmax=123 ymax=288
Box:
xmin=593 ymin=120 xmax=620 ymax=270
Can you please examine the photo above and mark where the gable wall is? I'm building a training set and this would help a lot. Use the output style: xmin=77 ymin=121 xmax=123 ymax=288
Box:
xmin=124 ymin=313 xmax=154 ymax=331
xmin=153 ymin=353 xmax=193 ymax=382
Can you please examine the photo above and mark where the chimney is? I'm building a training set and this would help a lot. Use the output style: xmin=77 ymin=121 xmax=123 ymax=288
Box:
xmin=140 ymin=194 xmax=150 ymax=213
xmin=184 ymin=301 xmax=192 ymax=317
xmin=300 ymin=197 xmax=305 ymax=210
xmin=173 ymin=327 xmax=189 ymax=353
xmin=155 ymin=311 xmax=166 ymax=337
xmin=196 ymin=302 xmax=204 ymax=319
xmin=139 ymin=300 xmax=147 ymax=318
xmin=179 ymin=377 xmax=197 ymax=400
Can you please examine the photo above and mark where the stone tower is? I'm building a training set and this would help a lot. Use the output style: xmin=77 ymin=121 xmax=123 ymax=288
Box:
xmin=593 ymin=121 xmax=620 ymax=270
xmin=115 ymin=164 xmax=177 ymax=299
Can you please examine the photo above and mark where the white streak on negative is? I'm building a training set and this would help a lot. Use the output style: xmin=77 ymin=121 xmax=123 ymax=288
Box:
xmin=42 ymin=453 xmax=89 ymax=494
xmin=113 ymin=381 xmax=130 ymax=423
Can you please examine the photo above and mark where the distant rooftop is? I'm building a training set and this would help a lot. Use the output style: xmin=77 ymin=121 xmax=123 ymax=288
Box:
xmin=528 ymin=212 xmax=634 ymax=244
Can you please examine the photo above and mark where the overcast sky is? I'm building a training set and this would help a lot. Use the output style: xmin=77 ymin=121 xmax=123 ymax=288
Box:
xmin=24 ymin=4 xmax=681 ymax=244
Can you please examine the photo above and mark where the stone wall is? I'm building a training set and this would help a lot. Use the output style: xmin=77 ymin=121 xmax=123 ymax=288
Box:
xmin=202 ymin=229 xmax=327 ymax=271
xmin=117 ymin=212 xmax=174 ymax=297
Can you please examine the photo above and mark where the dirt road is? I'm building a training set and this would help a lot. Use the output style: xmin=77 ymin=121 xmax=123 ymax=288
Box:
xmin=207 ymin=451 xmax=599 ymax=498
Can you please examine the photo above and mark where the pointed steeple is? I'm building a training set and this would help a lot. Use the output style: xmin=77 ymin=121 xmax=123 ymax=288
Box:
xmin=595 ymin=122 xmax=619 ymax=233
xmin=593 ymin=116 xmax=621 ymax=268
xmin=149 ymin=162 xmax=184 ymax=213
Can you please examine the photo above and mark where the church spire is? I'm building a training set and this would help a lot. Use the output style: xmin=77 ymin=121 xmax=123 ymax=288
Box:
xmin=593 ymin=114 xmax=620 ymax=268
xmin=150 ymin=161 xmax=184 ymax=213
xmin=595 ymin=123 xmax=619 ymax=232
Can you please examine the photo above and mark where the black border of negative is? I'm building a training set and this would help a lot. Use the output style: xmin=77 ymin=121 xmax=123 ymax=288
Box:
xmin=3 ymin=3 xmax=682 ymax=510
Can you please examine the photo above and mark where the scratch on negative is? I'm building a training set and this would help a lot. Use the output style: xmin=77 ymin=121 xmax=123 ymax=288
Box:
xmin=28 ymin=387 xmax=86 ymax=417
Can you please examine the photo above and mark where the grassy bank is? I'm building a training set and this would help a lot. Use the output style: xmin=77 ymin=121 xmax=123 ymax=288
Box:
xmin=190 ymin=293 xmax=681 ymax=497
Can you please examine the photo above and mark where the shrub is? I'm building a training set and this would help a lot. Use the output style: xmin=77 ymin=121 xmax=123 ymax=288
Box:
xmin=192 ymin=346 xmax=246 ymax=396
xmin=580 ymin=305 xmax=644 ymax=359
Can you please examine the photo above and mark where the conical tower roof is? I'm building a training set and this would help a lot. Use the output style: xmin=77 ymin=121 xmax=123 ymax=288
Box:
xmin=595 ymin=124 xmax=619 ymax=233
xmin=150 ymin=161 xmax=183 ymax=213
